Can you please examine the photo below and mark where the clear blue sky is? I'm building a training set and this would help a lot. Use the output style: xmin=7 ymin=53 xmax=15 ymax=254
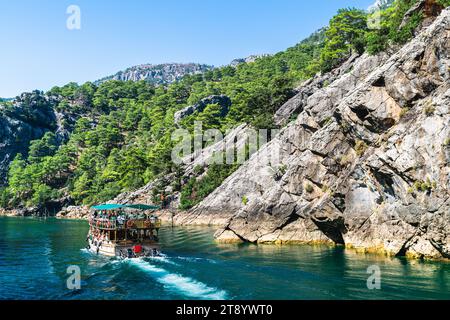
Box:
xmin=0 ymin=0 xmax=375 ymax=97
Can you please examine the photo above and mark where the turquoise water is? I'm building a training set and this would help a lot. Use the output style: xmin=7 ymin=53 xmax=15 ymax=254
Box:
xmin=0 ymin=216 xmax=448 ymax=300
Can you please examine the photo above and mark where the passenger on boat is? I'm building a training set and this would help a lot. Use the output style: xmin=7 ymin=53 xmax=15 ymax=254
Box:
xmin=117 ymin=215 xmax=125 ymax=226
xmin=110 ymin=215 xmax=117 ymax=228
xmin=160 ymin=193 xmax=166 ymax=209
xmin=137 ymin=212 xmax=145 ymax=219
xmin=133 ymin=244 xmax=143 ymax=254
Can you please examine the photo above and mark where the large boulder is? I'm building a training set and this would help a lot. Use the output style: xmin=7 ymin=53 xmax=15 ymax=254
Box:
xmin=56 ymin=206 xmax=90 ymax=220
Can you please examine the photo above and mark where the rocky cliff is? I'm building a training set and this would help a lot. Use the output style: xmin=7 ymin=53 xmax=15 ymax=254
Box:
xmin=52 ymin=5 xmax=450 ymax=261
xmin=179 ymin=9 xmax=450 ymax=260
xmin=95 ymin=63 xmax=213 ymax=86
xmin=229 ymin=55 xmax=271 ymax=67
xmin=0 ymin=91 xmax=74 ymax=185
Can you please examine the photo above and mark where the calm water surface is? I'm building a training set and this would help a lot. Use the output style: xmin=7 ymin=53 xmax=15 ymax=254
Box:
xmin=0 ymin=217 xmax=448 ymax=300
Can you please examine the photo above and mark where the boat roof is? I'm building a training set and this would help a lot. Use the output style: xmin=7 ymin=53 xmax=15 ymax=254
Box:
xmin=91 ymin=204 xmax=160 ymax=211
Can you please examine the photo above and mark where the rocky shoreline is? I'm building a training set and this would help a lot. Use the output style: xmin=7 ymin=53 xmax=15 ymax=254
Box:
xmin=2 ymin=205 xmax=449 ymax=261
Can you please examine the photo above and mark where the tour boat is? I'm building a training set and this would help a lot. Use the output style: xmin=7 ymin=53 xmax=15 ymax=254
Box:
xmin=87 ymin=203 xmax=161 ymax=258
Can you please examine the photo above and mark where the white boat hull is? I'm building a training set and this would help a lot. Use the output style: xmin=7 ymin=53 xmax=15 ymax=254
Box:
xmin=87 ymin=239 xmax=160 ymax=258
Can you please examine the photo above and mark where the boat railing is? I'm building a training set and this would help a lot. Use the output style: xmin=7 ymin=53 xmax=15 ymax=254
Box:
xmin=89 ymin=218 xmax=161 ymax=230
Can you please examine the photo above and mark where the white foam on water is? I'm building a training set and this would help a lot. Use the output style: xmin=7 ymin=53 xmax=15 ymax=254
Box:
xmin=175 ymin=256 xmax=218 ymax=264
xmin=149 ymin=254 xmax=179 ymax=266
xmin=128 ymin=259 xmax=227 ymax=300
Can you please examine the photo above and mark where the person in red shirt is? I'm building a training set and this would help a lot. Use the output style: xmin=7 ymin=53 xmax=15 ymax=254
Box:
xmin=133 ymin=244 xmax=143 ymax=254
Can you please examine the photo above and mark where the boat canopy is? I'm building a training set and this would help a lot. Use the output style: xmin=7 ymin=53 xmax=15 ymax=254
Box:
xmin=91 ymin=204 xmax=160 ymax=211
xmin=125 ymin=204 xmax=160 ymax=210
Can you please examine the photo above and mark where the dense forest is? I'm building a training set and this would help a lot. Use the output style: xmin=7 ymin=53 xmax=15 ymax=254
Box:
xmin=1 ymin=0 xmax=447 ymax=210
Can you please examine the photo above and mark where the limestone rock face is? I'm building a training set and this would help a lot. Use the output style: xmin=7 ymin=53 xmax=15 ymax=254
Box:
xmin=0 ymin=91 xmax=57 ymax=185
xmin=0 ymin=91 xmax=82 ymax=185
xmin=56 ymin=206 xmax=90 ymax=220
xmin=174 ymin=95 xmax=232 ymax=124
xmin=96 ymin=63 xmax=213 ymax=86
xmin=229 ymin=54 xmax=271 ymax=67
xmin=189 ymin=9 xmax=450 ymax=260
xmin=0 ymin=195 xmax=73 ymax=217
xmin=274 ymin=53 xmax=389 ymax=126
xmin=400 ymin=0 xmax=444 ymax=29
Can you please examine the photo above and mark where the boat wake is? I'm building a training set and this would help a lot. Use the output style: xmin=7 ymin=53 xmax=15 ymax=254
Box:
xmin=174 ymin=256 xmax=218 ymax=264
xmin=127 ymin=259 xmax=228 ymax=300
xmin=148 ymin=253 xmax=179 ymax=266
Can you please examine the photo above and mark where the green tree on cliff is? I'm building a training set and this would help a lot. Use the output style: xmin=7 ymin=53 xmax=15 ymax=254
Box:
xmin=320 ymin=8 xmax=368 ymax=72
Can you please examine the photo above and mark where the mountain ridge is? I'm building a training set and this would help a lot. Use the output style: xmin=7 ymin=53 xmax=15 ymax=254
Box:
xmin=94 ymin=63 xmax=214 ymax=86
